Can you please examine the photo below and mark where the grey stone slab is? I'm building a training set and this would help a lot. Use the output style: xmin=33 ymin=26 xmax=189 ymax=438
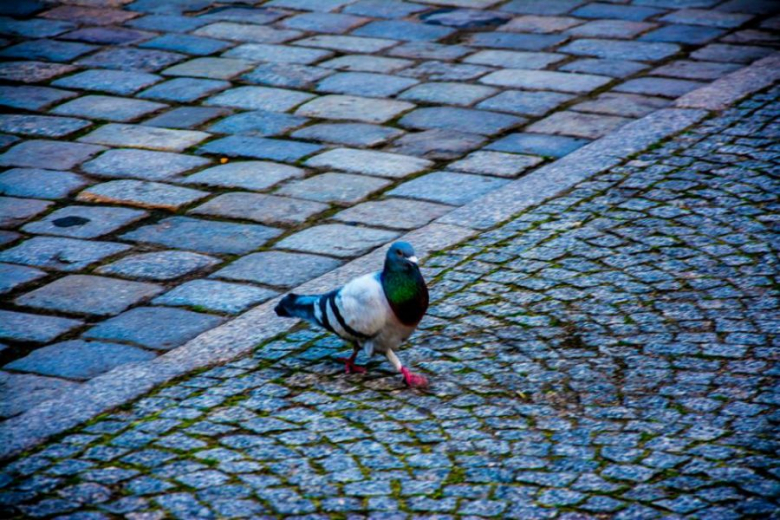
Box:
xmin=22 ymin=205 xmax=148 ymax=239
xmin=198 ymin=136 xmax=322 ymax=163
xmin=388 ymin=41 xmax=472 ymax=61
xmin=294 ymin=34 xmax=397 ymax=54
xmin=399 ymin=107 xmax=523 ymax=136
xmin=572 ymin=93 xmax=670 ymax=117
xmin=398 ymin=82 xmax=497 ymax=106
xmin=305 ymin=148 xmax=432 ymax=178
xmin=487 ymin=132 xmax=589 ymax=157
xmin=121 ymin=216 xmax=281 ymax=255
xmin=320 ymin=55 xmax=412 ymax=73
xmin=498 ymin=15 xmax=582 ymax=33
xmin=502 ymin=0 xmax=584 ymax=15
xmin=52 ymin=69 xmax=162 ymax=96
xmin=5 ymin=340 xmax=155 ymax=380
xmin=16 ymin=275 xmax=163 ymax=316
xmin=0 ymin=309 xmax=83 ymax=343
xmin=77 ymin=180 xmax=208 ymax=211
xmin=462 ymin=49 xmax=566 ymax=69
xmin=205 ymin=86 xmax=314 ymax=112
xmin=559 ymin=58 xmax=649 ymax=78
xmin=388 ymin=129 xmax=487 ymax=160
xmin=353 ymin=19 xmax=455 ymax=42
xmin=640 ymin=24 xmax=725 ymax=45
xmin=561 ymin=39 xmax=681 ymax=61
xmin=659 ymin=8 xmax=753 ymax=28
xmin=138 ymin=78 xmax=230 ymax=103
xmin=0 ymin=60 xmax=75 ymax=83
xmin=207 ymin=111 xmax=308 ymax=137
xmin=214 ymin=251 xmax=342 ymax=288
xmin=295 ymin=95 xmax=415 ymax=123
xmin=480 ymin=69 xmax=611 ymax=93
xmin=276 ymin=224 xmax=399 ymax=258
xmin=153 ymin=280 xmax=277 ymax=314
xmin=84 ymin=307 xmax=225 ymax=351
xmin=614 ymin=77 xmax=706 ymax=98
xmin=0 ymin=236 xmax=131 ymax=272
xmin=163 ymin=57 xmax=254 ymax=80
xmin=527 ymin=111 xmax=633 ymax=139
xmin=191 ymin=193 xmax=328 ymax=226
xmin=79 ymin=124 xmax=210 ymax=153
xmin=0 ymin=371 xmax=80 ymax=418
xmin=97 ymin=251 xmax=220 ymax=281
xmin=194 ymin=22 xmax=301 ymax=44
xmin=82 ymin=149 xmax=210 ymax=181
xmin=0 ymin=38 xmax=98 ymax=62
xmin=183 ymin=161 xmax=304 ymax=191
xmin=223 ymin=43 xmax=333 ymax=64
xmin=399 ymin=60 xmax=492 ymax=81
xmin=388 ymin=171 xmax=509 ymax=206
xmin=0 ymin=262 xmax=46 ymax=295
xmin=276 ymin=172 xmax=391 ymax=204
xmin=144 ymin=107 xmax=230 ymax=130
xmin=243 ymin=63 xmax=334 ymax=90
xmin=52 ymin=95 xmax=166 ymax=123
xmin=567 ymin=19 xmax=655 ymax=39
xmin=690 ymin=43 xmax=774 ymax=64
xmin=316 ymin=72 xmax=419 ymax=97
xmin=291 ymin=123 xmax=403 ymax=147
xmin=344 ymin=0 xmax=428 ymax=19
xmin=0 ymin=85 xmax=77 ymax=111
xmin=76 ymin=47 xmax=186 ymax=72
xmin=467 ymin=32 xmax=566 ymax=51
xmin=0 ymin=140 xmax=105 ymax=170
xmin=0 ymin=115 xmax=91 ymax=138
xmin=652 ymin=60 xmax=741 ymax=80
xmin=477 ymin=90 xmax=575 ymax=117
xmin=449 ymin=151 xmax=543 ymax=177
xmin=333 ymin=198 xmax=452 ymax=230
xmin=0 ymin=197 xmax=52 ymax=228
xmin=282 ymin=12 xmax=369 ymax=33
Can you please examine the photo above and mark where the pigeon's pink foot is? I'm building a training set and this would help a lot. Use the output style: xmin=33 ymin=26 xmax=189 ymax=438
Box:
xmin=401 ymin=367 xmax=429 ymax=388
xmin=336 ymin=357 xmax=367 ymax=374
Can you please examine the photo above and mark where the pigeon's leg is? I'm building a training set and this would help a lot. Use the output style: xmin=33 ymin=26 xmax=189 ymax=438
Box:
xmin=336 ymin=345 xmax=366 ymax=374
xmin=386 ymin=349 xmax=428 ymax=388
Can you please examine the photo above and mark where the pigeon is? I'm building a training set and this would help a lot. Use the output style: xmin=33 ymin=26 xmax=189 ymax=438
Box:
xmin=274 ymin=242 xmax=430 ymax=388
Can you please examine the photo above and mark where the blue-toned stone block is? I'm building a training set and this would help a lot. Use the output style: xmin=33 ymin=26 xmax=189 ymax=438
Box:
xmin=0 ymin=236 xmax=130 ymax=272
xmin=0 ymin=309 xmax=82 ymax=343
xmin=76 ymin=47 xmax=185 ymax=72
xmin=0 ymin=114 xmax=91 ymax=138
xmin=353 ymin=20 xmax=455 ymax=41
xmin=0 ymin=85 xmax=76 ymax=111
xmin=208 ymin=110 xmax=308 ymax=137
xmin=399 ymin=107 xmax=523 ymax=136
xmin=138 ymin=78 xmax=230 ymax=103
xmin=0 ymin=140 xmax=104 ymax=170
xmin=316 ymin=72 xmax=418 ymax=97
xmin=282 ymin=12 xmax=368 ymax=33
xmin=82 ymin=149 xmax=209 ymax=181
xmin=52 ymin=95 xmax=166 ymax=122
xmin=141 ymin=33 xmax=233 ymax=56
xmin=97 ymin=251 xmax=219 ymax=281
xmin=291 ymin=123 xmax=403 ymax=147
xmin=199 ymin=136 xmax=322 ymax=163
xmin=486 ymin=133 xmax=589 ymax=157
xmin=23 ymin=205 xmax=147 ymax=239
xmin=52 ymin=69 xmax=162 ymax=95
xmin=0 ymin=262 xmax=45 ymax=295
xmin=0 ymin=38 xmax=97 ymax=62
xmin=144 ymin=107 xmax=230 ymax=129
xmin=242 ymin=64 xmax=333 ymax=89
xmin=388 ymin=171 xmax=509 ymax=206
xmin=468 ymin=32 xmax=566 ymax=51
xmin=154 ymin=280 xmax=277 ymax=314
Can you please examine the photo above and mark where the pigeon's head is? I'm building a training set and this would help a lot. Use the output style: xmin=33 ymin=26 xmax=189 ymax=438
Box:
xmin=385 ymin=241 xmax=419 ymax=271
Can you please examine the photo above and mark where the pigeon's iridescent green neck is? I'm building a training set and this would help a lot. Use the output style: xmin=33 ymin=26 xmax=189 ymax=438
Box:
xmin=382 ymin=265 xmax=428 ymax=326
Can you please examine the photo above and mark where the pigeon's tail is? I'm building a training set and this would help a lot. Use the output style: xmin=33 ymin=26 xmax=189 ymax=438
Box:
xmin=275 ymin=293 xmax=318 ymax=321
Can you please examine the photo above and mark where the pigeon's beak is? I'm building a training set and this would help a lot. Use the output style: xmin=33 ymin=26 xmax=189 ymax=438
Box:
xmin=408 ymin=256 xmax=418 ymax=264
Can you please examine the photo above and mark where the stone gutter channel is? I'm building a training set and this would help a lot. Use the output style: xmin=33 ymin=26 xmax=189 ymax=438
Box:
xmin=1 ymin=52 xmax=778 ymax=461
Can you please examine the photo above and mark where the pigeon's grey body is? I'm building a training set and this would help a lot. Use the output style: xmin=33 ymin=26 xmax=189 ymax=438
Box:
xmin=275 ymin=242 xmax=429 ymax=387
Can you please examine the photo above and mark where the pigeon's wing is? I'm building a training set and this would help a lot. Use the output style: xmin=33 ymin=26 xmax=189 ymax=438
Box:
xmin=316 ymin=272 xmax=389 ymax=342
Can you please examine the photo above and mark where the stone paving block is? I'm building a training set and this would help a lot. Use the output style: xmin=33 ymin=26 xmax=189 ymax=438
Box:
xmin=153 ymin=280 xmax=277 ymax=314
xmin=389 ymin=129 xmax=487 ymax=160
xmin=561 ymin=39 xmax=681 ymax=61
xmin=0 ymin=309 xmax=83 ymax=343
xmin=294 ymin=35 xmax=397 ymax=54
xmin=559 ymin=58 xmax=650 ymax=78
xmin=0 ymin=85 xmax=77 ymax=111
xmin=242 ymin=64 xmax=333 ymax=89
xmin=388 ymin=171 xmax=509 ymax=206
xmin=316 ymin=72 xmax=419 ymax=97
xmin=353 ymin=20 xmax=455 ymax=42
xmin=276 ymin=224 xmax=398 ymax=258
xmin=77 ymin=180 xmax=209 ymax=211
xmin=199 ymin=136 xmax=322 ymax=162
xmin=5 ymin=340 xmax=155 ymax=380
xmin=0 ymin=140 xmax=104 ymax=170
xmin=498 ymin=15 xmax=582 ymax=33
xmin=207 ymin=110 xmax=308 ymax=137
xmin=399 ymin=107 xmax=523 ymax=136
xmin=501 ymin=0 xmax=583 ymax=15
xmin=467 ymin=32 xmax=567 ymax=51
xmin=0 ymin=236 xmax=130 ymax=272
xmin=191 ymin=193 xmax=328 ymax=226
xmin=462 ymin=49 xmax=566 ymax=69
xmin=0 ymin=17 xmax=74 ymax=38
xmin=223 ymin=43 xmax=333 ymax=64
xmin=198 ymin=6 xmax=286 ymax=24
xmin=399 ymin=61 xmax=492 ymax=82
xmin=82 ymin=149 xmax=210 ymax=181
xmin=420 ymin=8 xmax=513 ymax=28
xmin=83 ymin=307 xmax=225 ymax=351
xmin=449 ymin=151 xmax=544 ymax=177
xmin=79 ymin=124 xmax=210 ymax=152
xmin=527 ymin=111 xmax=633 ymax=139
xmin=0 ymin=60 xmax=75 ymax=83
xmin=282 ymin=12 xmax=368 ymax=33
xmin=614 ymin=77 xmax=705 ymax=98
xmin=305 ymin=148 xmax=433 ymax=178
xmin=344 ymin=0 xmax=428 ymax=18
xmin=388 ymin=41 xmax=471 ymax=61
xmin=194 ymin=22 xmax=301 ymax=44
xmin=51 ymin=69 xmax=162 ymax=96
xmin=267 ymin=0 xmax=356 ymax=10
xmin=0 ymin=262 xmax=46 ymax=295
xmin=295 ymin=95 xmax=415 ymax=123
xmin=573 ymin=3 xmax=663 ymax=21
xmin=0 ymin=1 xmax=44 ymax=17
xmin=480 ymin=69 xmax=612 ymax=94
xmin=183 ymin=161 xmax=304 ymax=191
xmin=144 ymin=107 xmax=230 ymax=130
xmin=567 ymin=19 xmax=655 ymax=39
xmin=486 ymin=132 xmax=589 ymax=157
xmin=690 ymin=43 xmax=773 ymax=63
xmin=0 ymin=197 xmax=52 ymax=228
xmin=214 ymin=250 xmax=342 ymax=288
xmin=41 ymin=5 xmax=138 ymax=25
xmin=0 ymin=114 xmax=91 ymax=139
xmin=291 ymin=123 xmax=403 ymax=147
xmin=0 ymin=135 xmax=19 ymax=151
xmin=163 ymin=57 xmax=254 ymax=80
xmin=138 ymin=78 xmax=230 ymax=103
xmin=121 ymin=216 xmax=281 ymax=255
xmin=0 ymin=38 xmax=97 ymax=62
xmin=16 ymin=275 xmax=163 ymax=317
xmin=477 ymin=90 xmax=575 ymax=117
xmin=22 ymin=205 xmax=148 ymax=239
xmin=641 ymin=24 xmax=725 ymax=45
xmin=398 ymin=82 xmax=497 ymax=106
xmin=320 ymin=55 xmax=412 ymax=73
xmin=96 ymin=251 xmax=219 ymax=281
xmin=205 ymin=86 xmax=314 ymax=112
xmin=276 ymin=172 xmax=391 ymax=205
xmin=0 ymin=371 xmax=80 ymax=418
xmin=333 ymin=198 xmax=452 ymax=230
xmin=75 ymin=47 xmax=185 ymax=72
xmin=60 ymin=26 xmax=153 ymax=45
xmin=140 ymin=33 xmax=233 ymax=56
xmin=659 ymin=8 xmax=753 ymax=28
xmin=652 ymin=60 xmax=741 ymax=80
xmin=52 ymin=95 xmax=166 ymax=123
xmin=573 ymin=92 xmax=670 ymax=117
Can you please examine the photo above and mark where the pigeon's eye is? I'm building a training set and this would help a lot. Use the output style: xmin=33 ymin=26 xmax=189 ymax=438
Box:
xmin=397 ymin=250 xmax=403 ymax=256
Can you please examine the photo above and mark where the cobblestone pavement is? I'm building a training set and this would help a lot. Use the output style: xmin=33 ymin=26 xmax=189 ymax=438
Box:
xmin=1 ymin=0 xmax=779 ymax=420
xmin=2 ymin=84 xmax=779 ymax=518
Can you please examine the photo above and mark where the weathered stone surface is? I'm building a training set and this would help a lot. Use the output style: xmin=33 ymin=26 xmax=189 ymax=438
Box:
xmin=0 ymin=85 xmax=77 ymax=111
xmin=305 ymin=148 xmax=432 ymax=178
xmin=138 ymin=78 xmax=230 ymax=103
xmin=22 ymin=205 xmax=148 ymax=239
xmin=79 ymin=124 xmax=210 ymax=152
xmin=183 ymin=161 xmax=304 ymax=191
xmin=399 ymin=107 xmax=523 ymax=136
xmin=199 ymin=136 xmax=323 ymax=162
xmin=82 ymin=149 xmax=210 ymax=181
xmin=572 ymin=92 xmax=670 ymax=117
xmin=97 ymin=251 xmax=219 ymax=281
xmin=276 ymin=224 xmax=398 ymax=258
xmin=153 ymin=280 xmax=277 ymax=314
xmin=449 ymin=151 xmax=544 ymax=177
xmin=0 ymin=262 xmax=46 ymax=295
xmin=52 ymin=69 xmax=161 ymax=95
xmin=0 ymin=237 xmax=130 ymax=272
xmin=213 ymin=251 xmax=342 ymax=288
xmin=164 ymin=57 xmax=254 ymax=80
xmin=477 ymin=90 xmax=575 ymax=116
xmin=206 ymin=86 xmax=314 ymax=112
xmin=398 ymin=82 xmax=497 ymax=106
xmin=295 ymin=95 xmax=415 ymax=124
xmin=527 ymin=111 xmax=633 ymax=139
xmin=0 ymin=140 xmax=105 ymax=170
xmin=0 ymin=310 xmax=82 ymax=343
xmin=207 ymin=110 xmax=308 ymax=137
xmin=0 ymin=60 xmax=75 ymax=83
xmin=0 ymin=197 xmax=52 ymax=228
xmin=333 ymin=198 xmax=453 ymax=230
xmin=0 ymin=114 xmax=91 ymax=138
xmin=291 ymin=123 xmax=403 ymax=147
xmin=0 ymin=168 xmax=87 ymax=200
xmin=191 ymin=193 xmax=328 ymax=226
xmin=77 ymin=180 xmax=209 ymax=210
xmin=481 ymin=69 xmax=612 ymax=93
xmin=389 ymin=129 xmax=487 ymax=159
xmin=52 ymin=95 xmax=166 ymax=123
xmin=0 ymin=372 xmax=80 ymax=418
xmin=388 ymin=171 xmax=509 ymax=206
xmin=276 ymin=172 xmax=391 ymax=205
xmin=487 ymin=133 xmax=590 ymax=157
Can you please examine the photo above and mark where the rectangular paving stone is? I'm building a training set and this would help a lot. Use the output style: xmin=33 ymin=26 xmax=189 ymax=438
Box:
xmin=477 ymin=90 xmax=575 ymax=116
xmin=0 ymin=140 xmax=105 ymax=170
xmin=0 ymin=371 xmax=80 ymax=418
xmin=282 ymin=12 xmax=369 ymax=33
xmin=572 ymin=92 xmax=670 ymax=117
xmin=559 ymin=58 xmax=649 ymax=78
xmin=82 ymin=149 xmax=210 ymax=181
xmin=77 ymin=180 xmax=209 ymax=211
xmin=223 ymin=43 xmax=333 ymax=64
xmin=291 ymin=123 xmax=403 ymax=147
xmin=0 ymin=60 xmax=76 ymax=83
xmin=501 ymin=0 xmax=584 ymax=15
xmin=305 ymin=148 xmax=432 ymax=178
xmin=0 ymin=310 xmax=83 ymax=343
xmin=389 ymin=129 xmax=487 ymax=159
xmin=398 ymin=82 xmax=497 ymax=106
xmin=560 ymin=39 xmax=681 ymax=61
xmin=191 ymin=193 xmax=328 ymax=226
xmin=140 ymin=33 xmax=234 ymax=56
xmin=153 ymin=280 xmax=276 ymax=314
xmin=333 ymin=198 xmax=452 ymax=230
xmin=566 ymin=19 xmax=655 ymax=39
xmin=0 ymin=114 xmax=91 ymax=138
xmin=690 ymin=43 xmax=774 ymax=63
xmin=121 ymin=216 xmax=281 ymax=255
xmin=79 ymin=124 xmax=211 ymax=152
xmin=399 ymin=61 xmax=492 ymax=82
xmin=388 ymin=171 xmax=509 ymax=206
xmin=267 ymin=0 xmax=356 ymax=10
xmin=276 ymin=224 xmax=399 ymax=258
xmin=449 ymin=151 xmax=543 ymax=177
xmin=60 ymin=26 xmax=153 ymax=45
xmin=526 ymin=111 xmax=633 ymax=139
xmin=572 ymin=3 xmax=663 ymax=21
xmin=51 ymin=69 xmax=162 ymax=96
xmin=207 ymin=110 xmax=308 ymax=137
xmin=462 ymin=50 xmax=566 ymax=69
xmin=0 ymin=85 xmax=77 ymax=111
xmin=183 ymin=161 xmax=304 ymax=191
xmin=96 ymin=251 xmax=219 ymax=281
xmin=345 ymin=0 xmax=428 ymax=18
xmin=163 ymin=57 xmax=254 ymax=80
xmin=198 ymin=6 xmax=287 ymax=24
xmin=276 ymin=172 xmax=391 ymax=204
xmin=41 ymin=5 xmax=139 ymax=25
xmin=316 ymin=72 xmax=419 ymax=97
xmin=486 ymin=133 xmax=589 ymax=158
xmin=0 ymin=236 xmax=131 ymax=271
xmin=480 ymin=69 xmax=612 ymax=93
xmin=399 ymin=107 xmax=524 ymax=136
xmin=0 ymin=197 xmax=52 ymax=228
xmin=5 ymin=340 xmax=155 ymax=380
xmin=353 ymin=20 xmax=455 ymax=42
xmin=205 ymin=86 xmax=314 ymax=112
xmin=138 ymin=78 xmax=231 ymax=103
xmin=294 ymin=35 xmax=397 ymax=54
xmin=22 ymin=205 xmax=148 ymax=239
xmin=242 ymin=63 xmax=333 ymax=89
xmin=640 ymin=24 xmax=725 ymax=45
xmin=75 ymin=47 xmax=185 ymax=72
xmin=127 ymin=14 xmax=210 ymax=33
xmin=144 ymin=107 xmax=230 ymax=130
xmin=659 ymin=8 xmax=753 ymax=28
xmin=199 ymin=136 xmax=322 ymax=163
xmin=614 ymin=77 xmax=706 ymax=98
xmin=0 ymin=38 xmax=98 ymax=62
xmin=651 ymin=60 xmax=741 ymax=80
xmin=499 ymin=15 xmax=583 ymax=33
xmin=83 ymin=307 xmax=225 ymax=351
xmin=214 ymin=250 xmax=341 ymax=288
xmin=16 ymin=275 xmax=163 ymax=316
xmin=320 ymin=55 xmax=412 ymax=73
xmin=295 ymin=95 xmax=415 ymax=123
xmin=194 ymin=22 xmax=301 ymax=44
xmin=52 ymin=95 xmax=167 ymax=123
xmin=0 ymin=17 xmax=74 ymax=38
xmin=0 ymin=262 xmax=46 ymax=295
xmin=388 ymin=41 xmax=472 ymax=61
